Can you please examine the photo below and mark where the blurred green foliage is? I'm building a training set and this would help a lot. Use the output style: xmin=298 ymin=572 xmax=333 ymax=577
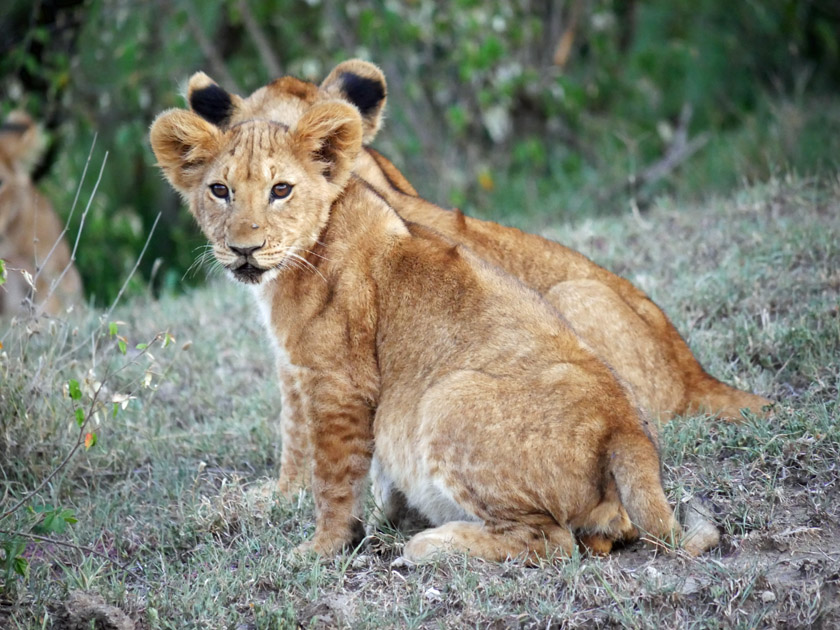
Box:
xmin=1 ymin=0 xmax=839 ymax=304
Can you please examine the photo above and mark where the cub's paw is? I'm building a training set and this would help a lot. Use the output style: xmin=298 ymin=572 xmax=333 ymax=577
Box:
xmin=245 ymin=477 xmax=309 ymax=514
xmin=577 ymin=533 xmax=614 ymax=556
xmin=292 ymin=539 xmax=318 ymax=557
xmin=403 ymin=528 xmax=457 ymax=563
xmin=276 ymin=470 xmax=311 ymax=497
xmin=293 ymin=533 xmax=353 ymax=558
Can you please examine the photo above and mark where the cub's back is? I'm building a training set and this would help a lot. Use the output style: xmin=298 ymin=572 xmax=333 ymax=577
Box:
xmin=371 ymin=212 xmax=611 ymax=397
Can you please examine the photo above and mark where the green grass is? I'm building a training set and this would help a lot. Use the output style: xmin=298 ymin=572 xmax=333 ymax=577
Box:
xmin=1 ymin=175 xmax=838 ymax=628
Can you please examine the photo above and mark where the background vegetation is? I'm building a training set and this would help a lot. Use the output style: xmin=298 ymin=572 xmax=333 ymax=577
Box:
xmin=1 ymin=0 xmax=839 ymax=303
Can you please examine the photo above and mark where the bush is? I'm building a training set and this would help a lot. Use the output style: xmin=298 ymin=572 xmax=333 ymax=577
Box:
xmin=1 ymin=0 xmax=838 ymax=302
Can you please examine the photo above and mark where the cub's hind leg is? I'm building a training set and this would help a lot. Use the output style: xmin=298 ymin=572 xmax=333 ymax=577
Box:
xmin=574 ymin=482 xmax=639 ymax=555
xmin=403 ymin=518 xmax=575 ymax=564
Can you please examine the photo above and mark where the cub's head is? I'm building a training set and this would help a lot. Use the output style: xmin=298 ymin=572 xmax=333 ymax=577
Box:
xmin=150 ymin=101 xmax=363 ymax=285
xmin=0 ymin=111 xmax=46 ymax=230
xmin=186 ymin=59 xmax=386 ymax=143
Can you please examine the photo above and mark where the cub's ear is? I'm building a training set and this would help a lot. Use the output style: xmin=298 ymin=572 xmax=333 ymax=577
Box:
xmin=0 ymin=111 xmax=45 ymax=173
xmin=187 ymin=72 xmax=242 ymax=127
xmin=291 ymin=101 xmax=363 ymax=187
xmin=319 ymin=60 xmax=386 ymax=144
xmin=149 ymin=109 xmax=223 ymax=195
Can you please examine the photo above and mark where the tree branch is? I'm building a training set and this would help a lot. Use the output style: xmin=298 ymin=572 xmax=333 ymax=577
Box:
xmin=186 ymin=10 xmax=240 ymax=92
xmin=635 ymin=103 xmax=708 ymax=188
xmin=237 ymin=0 xmax=282 ymax=79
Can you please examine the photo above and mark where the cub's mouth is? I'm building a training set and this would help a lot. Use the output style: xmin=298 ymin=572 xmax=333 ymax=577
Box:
xmin=230 ymin=262 xmax=267 ymax=284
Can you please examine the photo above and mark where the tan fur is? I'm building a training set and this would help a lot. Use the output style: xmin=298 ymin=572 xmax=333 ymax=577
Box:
xmin=178 ymin=62 xmax=772 ymax=504
xmin=151 ymin=101 xmax=718 ymax=561
xmin=0 ymin=112 xmax=82 ymax=316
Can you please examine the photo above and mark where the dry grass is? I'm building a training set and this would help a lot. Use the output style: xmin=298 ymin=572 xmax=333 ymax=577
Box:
xmin=1 ymin=175 xmax=838 ymax=629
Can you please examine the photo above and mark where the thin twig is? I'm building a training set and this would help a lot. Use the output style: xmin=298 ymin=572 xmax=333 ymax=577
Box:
xmin=237 ymin=0 xmax=282 ymax=78
xmin=104 ymin=211 xmax=161 ymax=322
xmin=635 ymin=104 xmax=708 ymax=189
xmin=600 ymin=103 xmax=709 ymax=209
xmin=31 ymin=134 xmax=97 ymax=286
xmin=186 ymin=9 xmax=240 ymax=92
xmin=37 ymin=151 xmax=109 ymax=318
xmin=0 ymin=529 xmax=150 ymax=587
xmin=47 ymin=212 xmax=162 ymax=369
xmin=2 ymin=330 xmax=166 ymax=523
xmin=0 ymin=410 xmax=92 ymax=522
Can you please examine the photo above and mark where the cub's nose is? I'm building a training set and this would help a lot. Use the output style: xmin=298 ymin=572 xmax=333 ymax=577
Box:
xmin=228 ymin=242 xmax=264 ymax=257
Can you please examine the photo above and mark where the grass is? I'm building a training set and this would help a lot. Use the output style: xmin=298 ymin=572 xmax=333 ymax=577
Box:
xmin=1 ymin=175 xmax=838 ymax=629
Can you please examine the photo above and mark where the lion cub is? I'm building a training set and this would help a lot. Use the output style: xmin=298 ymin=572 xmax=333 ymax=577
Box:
xmin=0 ymin=112 xmax=82 ymax=316
xmin=181 ymin=63 xmax=770 ymax=502
xmin=150 ymin=100 xmax=709 ymax=561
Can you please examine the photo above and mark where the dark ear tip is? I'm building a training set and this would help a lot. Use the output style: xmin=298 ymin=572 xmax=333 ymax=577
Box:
xmin=190 ymin=84 xmax=234 ymax=127
xmin=340 ymin=72 xmax=386 ymax=116
xmin=1 ymin=111 xmax=34 ymax=134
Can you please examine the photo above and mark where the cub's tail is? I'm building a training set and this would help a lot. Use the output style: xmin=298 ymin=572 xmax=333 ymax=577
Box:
xmin=688 ymin=377 xmax=773 ymax=422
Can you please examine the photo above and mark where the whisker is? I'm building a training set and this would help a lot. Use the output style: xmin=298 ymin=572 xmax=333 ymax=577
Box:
xmin=302 ymin=248 xmax=332 ymax=263
xmin=285 ymin=249 xmax=327 ymax=283
xmin=184 ymin=248 xmax=224 ymax=280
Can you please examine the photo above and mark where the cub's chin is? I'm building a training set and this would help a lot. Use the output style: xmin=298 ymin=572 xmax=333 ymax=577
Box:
xmin=230 ymin=262 xmax=268 ymax=284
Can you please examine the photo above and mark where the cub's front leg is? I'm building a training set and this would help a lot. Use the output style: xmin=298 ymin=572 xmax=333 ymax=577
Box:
xmin=296 ymin=373 xmax=375 ymax=555
xmin=275 ymin=364 xmax=312 ymax=497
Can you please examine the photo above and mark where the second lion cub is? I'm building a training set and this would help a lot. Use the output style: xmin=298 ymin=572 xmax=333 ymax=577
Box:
xmin=151 ymin=99 xmax=709 ymax=560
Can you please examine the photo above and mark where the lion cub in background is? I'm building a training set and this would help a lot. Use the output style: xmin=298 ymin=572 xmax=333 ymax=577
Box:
xmin=151 ymin=99 xmax=713 ymax=561
xmin=0 ymin=112 xmax=82 ymax=316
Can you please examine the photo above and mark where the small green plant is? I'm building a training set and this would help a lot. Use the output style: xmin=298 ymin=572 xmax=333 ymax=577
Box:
xmin=0 ymin=149 xmax=171 ymax=601
xmin=0 ymin=325 xmax=176 ymax=594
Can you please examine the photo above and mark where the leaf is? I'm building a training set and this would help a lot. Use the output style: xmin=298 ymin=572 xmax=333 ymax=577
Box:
xmin=135 ymin=342 xmax=148 ymax=350
xmin=109 ymin=322 xmax=118 ymax=336
xmin=0 ymin=259 xmax=6 ymax=285
xmin=85 ymin=432 xmax=97 ymax=450
xmin=34 ymin=513 xmax=56 ymax=534
xmin=118 ymin=338 xmax=127 ymax=355
xmin=1 ymin=538 xmax=27 ymax=585
xmin=21 ymin=269 xmax=34 ymax=289
xmin=13 ymin=556 xmax=28 ymax=578
xmin=3 ymin=539 xmax=26 ymax=558
xmin=33 ymin=507 xmax=77 ymax=535
xmin=75 ymin=407 xmax=85 ymax=427
xmin=68 ymin=379 xmax=82 ymax=401
xmin=112 ymin=392 xmax=135 ymax=410
xmin=477 ymin=169 xmax=495 ymax=191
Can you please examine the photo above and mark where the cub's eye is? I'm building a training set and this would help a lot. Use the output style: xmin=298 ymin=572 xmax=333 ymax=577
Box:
xmin=209 ymin=183 xmax=229 ymax=199
xmin=271 ymin=183 xmax=293 ymax=200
